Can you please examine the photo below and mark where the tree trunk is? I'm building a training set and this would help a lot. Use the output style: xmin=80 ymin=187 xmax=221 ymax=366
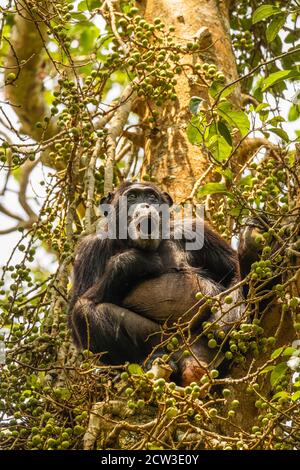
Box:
xmin=138 ymin=0 xmax=240 ymax=201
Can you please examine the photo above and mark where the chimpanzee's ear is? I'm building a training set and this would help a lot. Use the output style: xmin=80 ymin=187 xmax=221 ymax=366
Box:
xmin=100 ymin=192 xmax=114 ymax=206
xmin=162 ymin=192 xmax=173 ymax=207
xmin=99 ymin=191 xmax=114 ymax=216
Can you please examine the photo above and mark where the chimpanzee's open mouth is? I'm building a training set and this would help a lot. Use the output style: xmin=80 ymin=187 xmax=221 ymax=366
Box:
xmin=137 ymin=215 xmax=158 ymax=237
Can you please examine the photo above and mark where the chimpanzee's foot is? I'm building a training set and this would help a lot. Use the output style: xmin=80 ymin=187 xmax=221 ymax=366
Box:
xmin=180 ymin=356 xmax=208 ymax=387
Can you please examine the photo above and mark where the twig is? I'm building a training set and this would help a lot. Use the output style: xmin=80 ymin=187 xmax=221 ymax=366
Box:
xmin=182 ymin=163 xmax=214 ymax=203
xmin=104 ymin=83 xmax=137 ymax=194
xmin=18 ymin=159 xmax=39 ymax=219
xmin=85 ymin=141 xmax=101 ymax=231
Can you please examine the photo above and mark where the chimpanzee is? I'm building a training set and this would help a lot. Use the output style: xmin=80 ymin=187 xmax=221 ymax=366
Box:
xmin=68 ymin=182 xmax=245 ymax=385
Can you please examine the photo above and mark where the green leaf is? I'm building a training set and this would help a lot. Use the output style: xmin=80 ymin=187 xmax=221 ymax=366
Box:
xmin=218 ymin=102 xmax=250 ymax=137
xmin=53 ymin=387 xmax=72 ymax=400
xmin=256 ymin=103 xmax=269 ymax=112
xmin=269 ymin=127 xmax=289 ymax=142
xmin=44 ymin=89 xmax=54 ymax=106
xmin=71 ymin=11 xmax=89 ymax=22
xmin=240 ymin=174 xmax=253 ymax=187
xmin=27 ymin=374 xmax=37 ymax=387
xmin=78 ymin=0 xmax=87 ymax=10
xmin=262 ymin=69 xmax=300 ymax=91
xmin=206 ymin=134 xmax=232 ymax=161
xmin=282 ymin=347 xmax=297 ymax=357
xmin=78 ymin=0 xmax=99 ymax=11
xmin=80 ymin=25 xmax=99 ymax=53
xmin=266 ymin=15 xmax=286 ymax=42
xmin=268 ymin=116 xmax=285 ymax=125
xmin=292 ymin=390 xmax=300 ymax=401
xmin=270 ymin=362 xmax=288 ymax=388
xmin=147 ymin=443 xmax=164 ymax=450
xmin=252 ymin=5 xmax=281 ymax=24
xmin=253 ymin=87 xmax=263 ymax=102
xmin=214 ymin=166 xmax=233 ymax=182
xmin=38 ymin=371 xmax=46 ymax=383
xmin=288 ymin=104 xmax=300 ymax=121
xmin=128 ymin=364 xmax=144 ymax=375
xmin=59 ymin=388 xmax=72 ymax=400
xmin=197 ymin=182 xmax=231 ymax=198
xmin=217 ymin=121 xmax=232 ymax=146
xmin=286 ymin=32 xmax=298 ymax=43
xmin=189 ymin=96 xmax=203 ymax=115
xmin=121 ymin=0 xmax=135 ymax=14
xmin=272 ymin=390 xmax=290 ymax=401
xmin=259 ymin=365 xmax=275 ymax=375
xmin=260 ymin=110 xmax=269 ymax=122
xmin=229 ymin=205 xmax=248 ymax=218
xmin=271 ymin=346 xmax=285 ymax=359
xmin=187 ymin=117 xmax=203 ymax=145
xmin=209 ymin=81 xmax=236 ymax=99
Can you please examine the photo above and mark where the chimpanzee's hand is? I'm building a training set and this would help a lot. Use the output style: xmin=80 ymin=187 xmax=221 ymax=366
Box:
xmin=238 ymin=216 xmax=272 ymax=279
xmin=85 ymin=249 xmax=164 ymax=304
xmin=139 ymin=251 xmax=164 ymax=276
xmin=107 ymin=249 xmax=163 ymax=277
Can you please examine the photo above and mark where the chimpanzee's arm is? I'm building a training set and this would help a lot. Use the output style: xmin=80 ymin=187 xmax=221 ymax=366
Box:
xmin=68 ymin=234 xmax=112 ymax=311
xmin=70 ymin=234 xmax=164 ymax=307
xmin=238 ymin=217 xmax=268 ymax=279
xmin=172 ymin=220 xmax=239 ymax=287
xmin=68 ymin=235 xmax=164 ymax=361
xmin=70 ymin=300 xmax=162 ymax=362
xmin=83 ymin=249 xmax=163 ymax=304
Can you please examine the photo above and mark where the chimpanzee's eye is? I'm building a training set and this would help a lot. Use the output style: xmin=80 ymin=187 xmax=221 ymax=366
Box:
xmin=147 ymin=193 xmax=158 ymax=203
xmin=127 ymin=193 xmax=137 ymax=202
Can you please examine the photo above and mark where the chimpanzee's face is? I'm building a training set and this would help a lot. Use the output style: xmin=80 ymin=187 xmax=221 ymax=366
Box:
xmin=121 ymin=184 xmax=172 ymax=251
xmin=100 ymin=182 xmax=173 ymax=250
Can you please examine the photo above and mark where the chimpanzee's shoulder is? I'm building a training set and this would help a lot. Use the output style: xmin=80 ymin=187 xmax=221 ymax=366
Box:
xmin=74 ymin=233 xmax=114 ymax=262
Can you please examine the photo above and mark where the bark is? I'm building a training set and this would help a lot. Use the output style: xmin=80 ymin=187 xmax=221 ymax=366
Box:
xmin=4 ymin=1 xmax=57 ymax=163
xmin=138 ymin=0 xmax=240 ymax=201
xmin=104 ymin=83 xmax=137 ymax=193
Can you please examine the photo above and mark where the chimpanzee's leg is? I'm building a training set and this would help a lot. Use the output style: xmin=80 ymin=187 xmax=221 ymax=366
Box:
xmin=69 ymin=298 xmax=162 ymax=364
xmin=175 ymin=286 xmax=245 ymax=386
xmin=176 ymin=338 xmax=223 ymax=386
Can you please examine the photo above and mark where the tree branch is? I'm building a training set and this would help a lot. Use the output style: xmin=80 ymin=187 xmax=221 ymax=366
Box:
xmin=18 ymin=159 xmax=39 ymax=220
xmin=104 ymin=83 xmax=137 ymax=194
xmin=4 ymin=1 xmax=57 ymax=149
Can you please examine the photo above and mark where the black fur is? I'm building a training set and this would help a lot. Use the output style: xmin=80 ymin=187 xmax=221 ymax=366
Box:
xmin=68 ymin=182 xmax=243 ymax=383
